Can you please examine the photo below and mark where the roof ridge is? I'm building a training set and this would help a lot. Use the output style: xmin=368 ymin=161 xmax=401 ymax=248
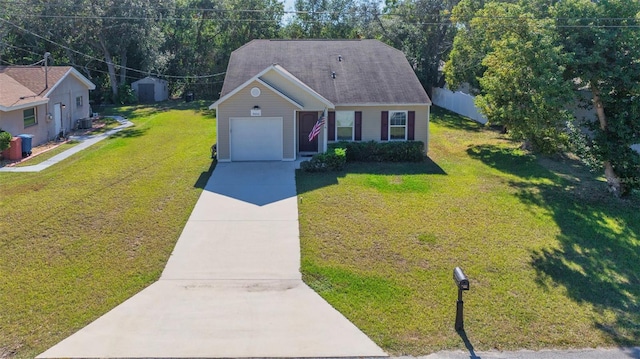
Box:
xmin=267 ymin=39 xmax=363 ymax=42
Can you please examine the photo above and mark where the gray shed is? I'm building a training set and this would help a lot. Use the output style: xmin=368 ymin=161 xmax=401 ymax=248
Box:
xmin=131 ymin=76 xmax=169 ymax=103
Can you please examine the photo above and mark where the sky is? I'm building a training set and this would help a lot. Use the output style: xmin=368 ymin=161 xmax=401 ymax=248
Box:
xmin=280 ymin=0 xmax=296 ymax=22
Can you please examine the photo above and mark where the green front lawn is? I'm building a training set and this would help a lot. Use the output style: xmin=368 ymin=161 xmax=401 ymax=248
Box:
xmin=0 ymin=101 xmax=216 ymax=359
xmin=297 ymin=106 xmax=640 ymax=354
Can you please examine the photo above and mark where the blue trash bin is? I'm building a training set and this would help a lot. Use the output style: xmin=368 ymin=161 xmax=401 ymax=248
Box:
xmin=18 ymin=134 xmax=34 ymax=157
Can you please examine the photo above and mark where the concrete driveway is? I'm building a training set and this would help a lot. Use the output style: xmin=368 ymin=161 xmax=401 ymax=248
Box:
xmin=38 ymin=162 xmax=387 ymax=358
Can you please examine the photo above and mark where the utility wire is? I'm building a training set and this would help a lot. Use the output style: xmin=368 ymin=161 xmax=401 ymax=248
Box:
xmin=0 ymin=18 xmax=226 ymax=79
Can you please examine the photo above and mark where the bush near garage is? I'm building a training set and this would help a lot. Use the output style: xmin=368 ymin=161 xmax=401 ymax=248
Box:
xmin=328 ymin=140 xmax=424 ymax=162
xmin=301 ymin=148 xmax=347 ymax=172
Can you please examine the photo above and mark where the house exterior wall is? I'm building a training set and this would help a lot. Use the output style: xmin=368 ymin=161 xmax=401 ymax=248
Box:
xmin=216 ymin=81 xmax=298 ymax=161
xmin=47 ymin=75 xmax=92 ymax=135
xmin=0 ymin=103 xmax=49 ymax=146
xmin=260 ymin=72 xmax=326 ymax=110
xmin=333 ymin=105 xmax=430 ymax=152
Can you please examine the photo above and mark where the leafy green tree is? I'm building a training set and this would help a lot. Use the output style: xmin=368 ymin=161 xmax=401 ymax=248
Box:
xmin=1 ymin=0 xmax=168 ymax=101
xmin=283 ymin=0 xmax=364 ymax=38
xmin=449 ymin=2 xmax=573 ymax=152
xmin=162 ymin=0 xmax=283 ymax=98
xmin=552 ymin=0 xmax=640 ymax=196
xmin=378 ymin=0 xmax=459 ymax=92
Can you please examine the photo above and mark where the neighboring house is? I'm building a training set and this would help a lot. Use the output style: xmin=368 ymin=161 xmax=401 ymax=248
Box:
xmin=0 ymin=66 xmax=96 ymax=147
xmin=132 ymin=76 xmax=169 ymax=103
xmin=209 ymin=39 xmax=432 ymax=162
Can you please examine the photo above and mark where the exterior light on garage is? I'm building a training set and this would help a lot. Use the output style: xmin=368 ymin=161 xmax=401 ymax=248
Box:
xmin=251 ymin=105 xmax=261 ymax=117
xmin=331 ymin=71 xmax=336 ymax=79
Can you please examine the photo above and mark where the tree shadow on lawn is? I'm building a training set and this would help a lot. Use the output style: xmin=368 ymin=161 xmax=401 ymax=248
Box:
xmin=107 ymin=127 xmax=148 ymax=139
xmin=431 ymin=106 xmax=486 ymax=133
xmin=467 ymin=144 xmax=640 ymax=346
xmin=99 ymin=100 xmax=211 ymax=119
xmin=296 ymin=156 xmax=446 ymax=194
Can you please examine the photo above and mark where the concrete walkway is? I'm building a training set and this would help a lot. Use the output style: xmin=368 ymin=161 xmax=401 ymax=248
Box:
xmin=38 ymin=161 xmax=387 ymax=358
xmin=0 ymin=116 xmax=132 ymax=173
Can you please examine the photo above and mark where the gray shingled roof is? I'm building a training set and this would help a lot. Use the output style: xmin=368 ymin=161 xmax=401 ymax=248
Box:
xmin=220 ymin=40 xmax=431 ymax=105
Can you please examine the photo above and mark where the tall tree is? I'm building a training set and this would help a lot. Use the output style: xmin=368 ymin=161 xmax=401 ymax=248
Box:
xmin=379 ymin=0 xmax=459 ymax=92
xmin=448 ymin=1 xmax=573 ymax=152
xmin=446 ymin=0 xmax=640 ymax=196
xmin=2 ymin=0 xmax=168 ymax=101
xmin=283 ymin=0 xmax=364 ymax=38
xmin=552 ymin=0 xmax=640 ymax=196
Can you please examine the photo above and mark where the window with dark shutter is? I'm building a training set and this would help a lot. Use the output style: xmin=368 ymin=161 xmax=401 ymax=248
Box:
xmin=355 ymin=111 xmax=362 ymax=141
xmin=381 ymin=111 xmax=388 ymax=140
xmin=408 ymin=111 xmax=415 ymax=140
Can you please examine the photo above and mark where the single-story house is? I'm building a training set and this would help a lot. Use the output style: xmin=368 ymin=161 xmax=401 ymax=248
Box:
xmin=131 ymin=76 xmax=169 ymax=103
xmin=0 ymin=66 xmax=96 ymax=147
xmin=209 ymin=39 xmax=432 ymax=162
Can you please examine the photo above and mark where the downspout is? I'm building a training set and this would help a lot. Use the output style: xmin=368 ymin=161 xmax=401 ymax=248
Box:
xmin=293 ymin=110 xmax=297 ymax=160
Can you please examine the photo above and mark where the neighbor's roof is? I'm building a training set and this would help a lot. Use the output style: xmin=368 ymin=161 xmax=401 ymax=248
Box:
xmin=0 ymin=72 xmax=48 ymax=110
xmin=0 ymin=66 xmax=95 ymax=111
xmin=132 ymin=76 xmax=168 ymax=84
xmin=220 ymin=40 xmax=431 ymax=105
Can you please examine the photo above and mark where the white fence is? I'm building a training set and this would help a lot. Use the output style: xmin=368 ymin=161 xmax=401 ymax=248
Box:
xmin=431 ymin=87 xmax=488 ymax=124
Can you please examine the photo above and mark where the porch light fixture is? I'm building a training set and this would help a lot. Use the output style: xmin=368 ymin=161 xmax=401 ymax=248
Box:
xmin=331 ymin=71 xmax=336 ymax=79
xmin=61 ymin=103 xmax=66 ymax=109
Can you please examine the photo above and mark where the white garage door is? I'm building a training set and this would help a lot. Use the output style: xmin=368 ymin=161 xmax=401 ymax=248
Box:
xmin=230 ymin=117 xmax=283 ymax=161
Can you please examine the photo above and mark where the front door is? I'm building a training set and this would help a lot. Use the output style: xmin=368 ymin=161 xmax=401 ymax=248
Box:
xmin=299 ymin=112 xmax=318 ymax=152
xmin=54 ymin=103 xmax=62 ymax=136
xmin=138 ymin=84 xmax=155 ymax=103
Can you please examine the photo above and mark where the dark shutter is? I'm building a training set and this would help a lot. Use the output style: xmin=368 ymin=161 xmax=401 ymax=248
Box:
xmin=381 ymin=111 xmax=388 ymax=141
xmin=354 ymin=111 xmax=362 ymax=141
xmin=408 ymin=111 xmax=415 ymax=140
xmin=328 ymin=111 xmax=335 ymax=141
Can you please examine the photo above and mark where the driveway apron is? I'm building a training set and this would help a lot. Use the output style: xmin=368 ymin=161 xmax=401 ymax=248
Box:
xmin=38 ymin=162 xmax=387 ymax=358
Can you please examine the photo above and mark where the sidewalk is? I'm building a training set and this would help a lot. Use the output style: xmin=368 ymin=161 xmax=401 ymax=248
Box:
xmin=0 ymin=116 xmax=132 ymax=173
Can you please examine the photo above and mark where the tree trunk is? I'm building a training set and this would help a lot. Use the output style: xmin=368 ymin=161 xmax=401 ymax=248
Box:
xmin=592 ymin=84 xmax=623 ymax=196
xmin=99 ymin=34 xmax=118 ymax=98
xmin=119 ymin=50 xmax=127 ymax=87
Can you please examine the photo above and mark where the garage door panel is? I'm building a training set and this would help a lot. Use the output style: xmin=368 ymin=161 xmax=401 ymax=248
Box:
xmin=230 ymin=118 xmax=283 ymax=161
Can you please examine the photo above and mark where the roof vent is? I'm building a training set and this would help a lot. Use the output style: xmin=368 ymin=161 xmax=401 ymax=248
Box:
xmin=331 ymin=71 xmax=336 ymax=79
xmin=338 ymin=55 xmax=342 ymax=62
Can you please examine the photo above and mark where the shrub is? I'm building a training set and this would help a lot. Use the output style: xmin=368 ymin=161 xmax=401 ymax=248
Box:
xmin=301 ymin=148 xmax=347 ymax=172
xmin=116 ymin=84 xmax=138 ymax=105
xmin=0 ymin=130 xmax=12 ymax=152
xmin=328 ymin=141 xmax=424 ymax=162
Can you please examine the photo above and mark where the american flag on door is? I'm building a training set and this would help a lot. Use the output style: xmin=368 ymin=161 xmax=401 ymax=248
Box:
xmin=308 ymin=116 xmax=325 ymax=142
